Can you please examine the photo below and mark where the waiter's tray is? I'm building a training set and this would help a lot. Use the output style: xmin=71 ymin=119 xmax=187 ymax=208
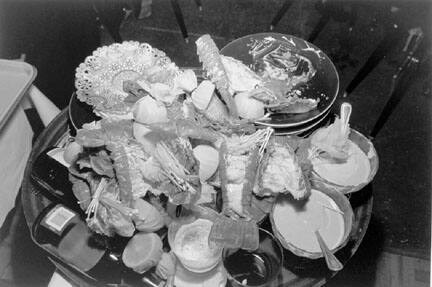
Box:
xmin=0 ymin=59 xmax=37 ymax=130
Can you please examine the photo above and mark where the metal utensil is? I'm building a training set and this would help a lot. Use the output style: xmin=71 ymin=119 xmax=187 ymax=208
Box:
xmin=314 ymin=230 xmax=343 ymax=271
xmin=304 ymin=203 xmax=344 ymax=271
xmin=340 ymin=102 xmax=352 ymax=135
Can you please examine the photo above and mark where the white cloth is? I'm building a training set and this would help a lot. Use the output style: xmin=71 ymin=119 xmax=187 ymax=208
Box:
xmin=0 ymin=104 xmax=33 ymax=226
xmin=28 ymin=85 xmax=61 ymax=127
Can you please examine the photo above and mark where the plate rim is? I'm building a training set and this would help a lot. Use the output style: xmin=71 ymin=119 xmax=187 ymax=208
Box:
xmin=274 ymin=110 xmax=330 ymax=136
xmin=68 ymin=92 xmax=79 ymax=131
xmin=69 ymin=92 xmax=101 ymax=132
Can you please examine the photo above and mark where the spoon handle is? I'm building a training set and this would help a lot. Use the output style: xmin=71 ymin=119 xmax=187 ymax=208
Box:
xmin=340 ymin=102 xmax=352 ymax=134
xmin=314 ymin=230 xmax=344 ymax=272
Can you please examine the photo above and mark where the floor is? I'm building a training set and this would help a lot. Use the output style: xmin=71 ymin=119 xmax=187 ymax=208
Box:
xmin=0 ymin=0 xmax=430 ymax=286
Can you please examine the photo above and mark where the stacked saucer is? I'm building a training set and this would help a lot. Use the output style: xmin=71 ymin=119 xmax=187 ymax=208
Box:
xmin=267 ymin=110 xmax=332 ymax=136
xmin=220 ymin=32 xmax=340 ymax=137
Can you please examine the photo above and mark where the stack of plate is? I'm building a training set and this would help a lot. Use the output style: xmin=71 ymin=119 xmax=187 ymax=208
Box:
xmin=255 ymin=109 xmax=332 ymax=136
xmin=220 ymin=33 xmax=339 ymax=136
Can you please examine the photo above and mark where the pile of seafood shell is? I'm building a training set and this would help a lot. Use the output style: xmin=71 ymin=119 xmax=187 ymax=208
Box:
xmin=65 ymin=35 xmax=376 ymax=281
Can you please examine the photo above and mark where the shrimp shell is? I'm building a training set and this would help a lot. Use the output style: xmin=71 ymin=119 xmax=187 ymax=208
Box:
xmin=106 ymin=143 xmax=134 ymax=206
xmin=220 ymin=142 xmax=261 ymax=219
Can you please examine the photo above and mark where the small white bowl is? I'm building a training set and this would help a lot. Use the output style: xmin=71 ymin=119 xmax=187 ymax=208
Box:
xmin=168 ymin=218 xmax=223 ymax=273
xmin=270 ymin=188 xmax=354 ymax=259
xmin=309 ymin=128 xmax=379 ymax=194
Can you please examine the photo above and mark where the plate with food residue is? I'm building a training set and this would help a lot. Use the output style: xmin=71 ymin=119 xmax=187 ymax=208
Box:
xmin=220 ymin=33 xmax=339 ymax=128
xmin=272 ymin=110 xmax=332 ymax=136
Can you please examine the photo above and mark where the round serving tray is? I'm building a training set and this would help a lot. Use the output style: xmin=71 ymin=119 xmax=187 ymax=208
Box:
xmin=22 ymin=109 xmax=373 ymax=287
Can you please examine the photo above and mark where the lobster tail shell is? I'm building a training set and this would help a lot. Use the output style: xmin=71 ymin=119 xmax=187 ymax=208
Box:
xmin=255 ymin=138 xmax=311 ymax=199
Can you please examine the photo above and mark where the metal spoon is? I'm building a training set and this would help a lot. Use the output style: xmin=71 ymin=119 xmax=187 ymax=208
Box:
xmin=340 ymin=102 xmax=352 ymax=135
xmin=314 ymin=230 xmax=343 ymax=272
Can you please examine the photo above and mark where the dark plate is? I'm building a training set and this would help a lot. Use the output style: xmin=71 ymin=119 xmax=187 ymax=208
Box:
xmin=69 ymin=92 xmax=100 ymax=132
xmin=220 ymin=32 xmax=339 ymax=128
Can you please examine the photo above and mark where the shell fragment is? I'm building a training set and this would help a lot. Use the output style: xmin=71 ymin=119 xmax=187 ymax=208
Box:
xmin=191 ymin=80 xmax=215 ymax=111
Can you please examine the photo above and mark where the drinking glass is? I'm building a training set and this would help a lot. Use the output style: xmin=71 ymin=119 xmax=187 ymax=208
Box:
xmin=223 ymin=228 xmax=283 ymax=287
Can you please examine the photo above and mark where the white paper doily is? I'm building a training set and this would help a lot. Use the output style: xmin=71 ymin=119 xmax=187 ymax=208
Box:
xmin=75 ymin=41 xmax=179 ymax=114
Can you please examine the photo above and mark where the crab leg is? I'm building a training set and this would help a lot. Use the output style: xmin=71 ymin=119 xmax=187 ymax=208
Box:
xmin=219 ymin=142 xmax=252 ymax=218
xmin=240 ymin=147 xmax=260 ymax=212
xmin=106 ymin=143 xmax=134 ymax=207
xmin=196 ymin=35 xmax=238 ymax=118
xmin=146 ymin=119 xmax=221 ymax=144
xmin=220 ymin=129 xmax=273 ymax=219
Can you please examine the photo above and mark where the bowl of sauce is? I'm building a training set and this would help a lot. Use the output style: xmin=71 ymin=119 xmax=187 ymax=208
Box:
xmin=310 ymin=128 xmax=379 ymax=194
xmin=168 ymin=218 xmax=223 ymax=273
xmin=270 ymin=188 xmax=353 ymax=259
